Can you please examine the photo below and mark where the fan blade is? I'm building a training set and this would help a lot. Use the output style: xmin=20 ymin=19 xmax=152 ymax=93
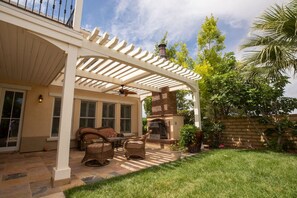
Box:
xmin=118 ymin=85 xmax=137 ymax=96
xmin=124 ymin=89 xmax=137 ymax=96
xmin=126 ymin=90 xmax=137 ymax=95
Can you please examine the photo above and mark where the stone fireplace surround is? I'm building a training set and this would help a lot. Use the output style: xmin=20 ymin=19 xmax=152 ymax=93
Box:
xmin=147 ymin=86 xmax=184 ymax=140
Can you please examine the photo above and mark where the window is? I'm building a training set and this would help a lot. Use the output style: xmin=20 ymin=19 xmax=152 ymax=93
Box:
xmin=51 ymin=97 xmax=61 ymax=137
xmin=102 ymin=103 xmax=115 ymax=128
xmin=80 ymin=100 xmax=96 ymax=128
xmin=121 ymin=105 xmax=131 ymax=133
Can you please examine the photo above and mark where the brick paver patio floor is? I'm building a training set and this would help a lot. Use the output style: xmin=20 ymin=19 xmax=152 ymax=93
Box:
xmin=0 ymin=145 xmax=193 ymax=198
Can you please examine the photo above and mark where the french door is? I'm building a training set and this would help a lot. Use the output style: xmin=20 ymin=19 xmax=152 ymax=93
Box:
xmin=0 ymin=89 xmax=25 ymax=152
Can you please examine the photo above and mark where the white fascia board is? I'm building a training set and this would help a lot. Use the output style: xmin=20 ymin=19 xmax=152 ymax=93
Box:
xmin=0 ymin=2 xmax=82 ymax=47
xmin=77 ymin=47 xmax=109 ymax=58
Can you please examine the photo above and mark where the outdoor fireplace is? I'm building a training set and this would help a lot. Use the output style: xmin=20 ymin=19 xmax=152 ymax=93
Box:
xmin=148 ymin=119 xmax=167 ymax=139
xmin=146 ymin=44 xmax=184 ymax=141
xmin=147 ymin=87 xmax=184 ymax=140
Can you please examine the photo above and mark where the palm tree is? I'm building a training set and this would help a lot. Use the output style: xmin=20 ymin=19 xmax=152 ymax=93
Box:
xmin=241 ymin=0 xmax=297 ymax=79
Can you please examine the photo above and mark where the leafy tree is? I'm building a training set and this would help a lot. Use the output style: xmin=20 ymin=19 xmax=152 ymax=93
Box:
xmin=202 ymin=53 xmax=244 ymax=118
xmin=194 ymin=16 xmax=241 ymax=119
xmin=228 ymin=74 xmax=297 ymax=151
xmin=143 ymin=96 xmax=152 ymax=116
xmin=241 ymin=0 xmax=297 ymax=79
xmin=197 ymin=15 xmax=225 ymax=68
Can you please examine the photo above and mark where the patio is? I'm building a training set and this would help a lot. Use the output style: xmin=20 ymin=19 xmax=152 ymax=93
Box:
xmin=0 ymin=145 xmax=194 ymax=198
xmin=0 ymin=0 xmax=202 ymax=187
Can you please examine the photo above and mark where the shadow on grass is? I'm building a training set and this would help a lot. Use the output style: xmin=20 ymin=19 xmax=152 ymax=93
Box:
xmin=64 ymin=151 xmax=211 ymax=197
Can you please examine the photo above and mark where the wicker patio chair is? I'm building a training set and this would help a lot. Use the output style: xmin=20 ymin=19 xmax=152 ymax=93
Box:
xmin=76 ymin=127 xmax=123 ymax=151
xmin=123 ymin=131 xmax=151 ymax=159
xmin=81 ymin=132 xmax=114 ymax=166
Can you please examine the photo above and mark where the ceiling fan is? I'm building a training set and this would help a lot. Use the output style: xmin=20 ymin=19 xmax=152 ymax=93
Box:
xmin=118 ymin=85 xmax=137 ymax=96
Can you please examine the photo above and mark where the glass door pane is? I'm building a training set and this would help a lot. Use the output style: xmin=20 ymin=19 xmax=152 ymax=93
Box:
xmin=0 ymin=90 xmax=24 ymax=151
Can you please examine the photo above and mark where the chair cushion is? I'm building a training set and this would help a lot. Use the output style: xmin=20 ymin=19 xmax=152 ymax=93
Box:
xmin=87 ymin=143 xmax=112 ymax=153
xmin=126 ymin=141 xmax=144 ymax=149
xmin=128 ymin=140 xmax=144 ymax=144
xmin=98 ymin=128 xmax=117 ymax=138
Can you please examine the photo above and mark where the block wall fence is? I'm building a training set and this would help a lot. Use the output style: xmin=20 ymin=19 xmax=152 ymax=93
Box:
xmin=219 ymin=115 xmax=297 ymax=149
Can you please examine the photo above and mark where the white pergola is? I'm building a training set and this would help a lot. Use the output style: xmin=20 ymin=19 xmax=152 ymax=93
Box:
xmin=51 ymin=26 xmax=202 ymax=186
xmin=51 ymin=27 xmax=200 ymax=98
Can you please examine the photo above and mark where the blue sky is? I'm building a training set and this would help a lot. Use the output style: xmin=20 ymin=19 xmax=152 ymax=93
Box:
xmin=80 ymin=0 xmax=296 ymax=98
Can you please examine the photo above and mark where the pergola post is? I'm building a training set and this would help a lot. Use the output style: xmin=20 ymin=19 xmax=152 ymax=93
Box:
xmin=137 ymin=99 xmax=143 ymax=136
xmin=73 ymin=0 xmax=84 ymax=31
xmin=52 ymin=45 xmax=77 ymax=187
xmin=192 ymin=85 xmax=202 ymax=129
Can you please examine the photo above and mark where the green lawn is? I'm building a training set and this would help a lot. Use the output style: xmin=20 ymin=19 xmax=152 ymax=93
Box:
xmin=65 ymin=149 xmax=297 ymax=198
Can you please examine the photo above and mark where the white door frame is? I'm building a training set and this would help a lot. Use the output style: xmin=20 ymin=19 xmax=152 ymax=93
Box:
xmin=0 ymin=88 xmax=26 ymax=152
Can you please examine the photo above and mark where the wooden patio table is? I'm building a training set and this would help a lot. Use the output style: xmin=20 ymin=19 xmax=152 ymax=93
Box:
xmin=107 ymin=137 xmax=127 ymax=150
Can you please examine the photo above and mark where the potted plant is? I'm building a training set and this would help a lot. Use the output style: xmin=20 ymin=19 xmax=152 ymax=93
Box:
xmin=179 ymin=124 xmax=203 ymax=153
xmin=169 ymin=142 xmax=183 ymax=160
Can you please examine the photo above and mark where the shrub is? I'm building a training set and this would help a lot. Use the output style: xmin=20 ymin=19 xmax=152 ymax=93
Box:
xmin=169 ymin=142 xmax=184 ymax=151
xmin=179 ymin=124 xmax=199 ymax=148
xmin=259 ymin=116 xmax=297 ymax=151
xmin=177 ymin=109 xmax=194 ymax=125
xmin=142 ymin=118 xmax=147 ymax=134
xmin=202 ymin=118 xmax=225 ymax=148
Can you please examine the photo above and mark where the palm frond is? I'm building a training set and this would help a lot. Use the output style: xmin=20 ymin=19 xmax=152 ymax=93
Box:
xmin=240 ymin=0 xmax=297 ymax=78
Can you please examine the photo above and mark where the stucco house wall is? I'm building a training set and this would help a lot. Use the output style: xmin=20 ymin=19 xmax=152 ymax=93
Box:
xmin=18 ymin=84 xmax=139 ymax=152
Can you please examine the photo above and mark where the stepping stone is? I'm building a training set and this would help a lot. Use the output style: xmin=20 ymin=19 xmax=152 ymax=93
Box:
xmin=81 ymin=176 xmax=104 ymax=184
xmin=2 ymin=172 xmax=27 ymax=181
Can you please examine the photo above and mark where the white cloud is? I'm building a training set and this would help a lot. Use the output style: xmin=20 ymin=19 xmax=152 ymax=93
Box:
xmin=108 ymin=0 xmax=288 ymax=53
xmin=285 ymin=79 xmax=297 ymax=98
xmin=82 ymin=0 xmax=296 ymax=101
xmin=285 ymin=70 xmax=297 ymax=98
xmin=114 ymin=0 xmax=133 ymax=19
xmin=81 ymin=23 xmax=94 ymax=31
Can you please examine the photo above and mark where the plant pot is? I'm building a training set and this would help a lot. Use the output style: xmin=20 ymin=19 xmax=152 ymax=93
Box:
xmin=187 ymin=131 xmax=203 ymax=153
xmin=171 ymin=151 xmax=182 ymax=160
xmin=188 ymin=144 xmax=201 ymax=153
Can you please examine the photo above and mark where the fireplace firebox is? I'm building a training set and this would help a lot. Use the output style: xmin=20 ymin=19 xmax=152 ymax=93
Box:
xmin=148 ymin=119 xmax=167 ymax=139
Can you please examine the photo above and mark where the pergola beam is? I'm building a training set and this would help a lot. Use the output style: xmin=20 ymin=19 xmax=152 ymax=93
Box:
xmin=100 ymin=71 xmax=155 ymax=92
xmin=76 ymin=70 xmax=160 ymax=92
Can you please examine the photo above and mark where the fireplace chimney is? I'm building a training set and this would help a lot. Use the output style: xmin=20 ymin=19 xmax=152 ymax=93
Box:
xmin=158 ymin=43 xmax=167 ymax=59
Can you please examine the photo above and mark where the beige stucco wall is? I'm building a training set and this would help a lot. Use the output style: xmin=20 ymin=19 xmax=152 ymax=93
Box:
xmin=0 ymin=83 xmax=140 ymax=152
xmin=22 ymin=85 xmax=53 ymax=138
